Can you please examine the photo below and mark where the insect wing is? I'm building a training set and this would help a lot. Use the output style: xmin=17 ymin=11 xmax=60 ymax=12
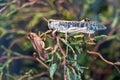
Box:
xmin=87 ymin=21 xmax=107 ymax=31
xmin=67 ymin=27 xmax=95 ymax=34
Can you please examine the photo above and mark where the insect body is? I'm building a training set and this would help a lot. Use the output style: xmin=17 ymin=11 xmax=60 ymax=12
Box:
xmin=48 ymin=19 xmax=107 ymax=34
xmin=27 ymin=32 xmax=48 ymax=61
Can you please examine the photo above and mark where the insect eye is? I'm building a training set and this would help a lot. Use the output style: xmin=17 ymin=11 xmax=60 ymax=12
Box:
xmin=84 ymin=18 xmax=90 ymax=22
xmin=49 ymin=21 xmax=52 ymax=23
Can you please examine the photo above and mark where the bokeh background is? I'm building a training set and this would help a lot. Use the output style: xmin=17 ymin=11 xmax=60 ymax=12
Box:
xmin=0 ymin=0 xmax=120 ymax=80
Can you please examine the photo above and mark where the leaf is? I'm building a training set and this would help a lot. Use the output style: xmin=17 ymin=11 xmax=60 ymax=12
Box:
xmin=50 ymin=63 xmax=57 ymax=79
xmin=0 ymin=28 xmax=7 ymax=38
xmin=115 ymin=62 xmax=120 ymax=65
xmin=27 ymin=13 xmax=43 ymax=29
xmin=56 ymin=52 xmax=62 ymax=60
xmin=60 ymin=38 xmax=75 ymax=54
xmin=46 ymin=56 xmax=54 ymax=63
xmin=95 ymin=35 xmax=107 ymax=41
xmin=67 ymin=68 xmax=71 ymax=80
xmin=73 ymin=34 xmax=84 ymax=38
xmin=111 ymin=10 xmax=119 ymax=28
xmin=74 ymin=54 xmax=77 ymax=61
xmin=27 ymin=10 xmax=56 ymax=29
xmin=87 ymin=41 xmax=96 ymax=45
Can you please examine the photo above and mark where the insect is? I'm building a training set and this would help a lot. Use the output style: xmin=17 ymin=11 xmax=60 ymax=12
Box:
xmin=27 ymin=32 xmax=48 ymax=61
xmin=47 ymin=19 xmax=107 ymax=35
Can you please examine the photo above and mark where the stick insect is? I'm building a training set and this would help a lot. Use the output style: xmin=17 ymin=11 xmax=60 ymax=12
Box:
xmin=44 ymin=18 xmax=107 ymax=35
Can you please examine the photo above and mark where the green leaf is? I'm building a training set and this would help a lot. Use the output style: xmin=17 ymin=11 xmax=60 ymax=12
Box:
xmin=0 ymin=28 xmax=7 ymax=38
xmin=56 ymin=52 xmax=62 ymax=60
xmin=60 ymin=38 xmax=75 ymax=54
xmin=74 ymin=54 xmax=77 ymax=61
xmin=46 ymin=56 xmax=54 ymax=63
xmin=111 ymin=10 xmax=119 ymax=28
xmin=87 ymin=41 xmax=96 ymax=45
xmin=50 ymin=63 xmax=57 ymax=79
xmin=73 ymin=34 xmax=84 ymax=38
xmin=67 ymin=68 xmax=71 ymax=80
xmin=27 ymin=13 xmax=43 ymax=29
xmin=95 ymin=35 xmax=107 ymax=41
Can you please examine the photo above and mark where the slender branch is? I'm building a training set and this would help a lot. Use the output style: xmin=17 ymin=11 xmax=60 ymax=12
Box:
xmin=0 ymin=55 xmax=49 ymax=70
xmin=56 ymin=37 xmax=67 ymax=80
xmin=35 ymin=57 xmax=49 ymax=70
xmin=93 ymin=28 xmax=116 ymax=51
xmin=68 ymin=66 xmax=77 ymax=80
xmin=0 ymin=0 xmax=16 ymax=13
xmin=0 ymin=55 xmax=35 ymax=61
xmin=87 ymin=50 xmax=119 ymax=65
xmin=18 ymin=72 xmax=49 ymax=80
xmin=18 ymin=75 xmax=30 ymax=80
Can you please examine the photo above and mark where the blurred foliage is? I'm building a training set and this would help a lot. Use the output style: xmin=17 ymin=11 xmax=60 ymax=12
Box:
xmin=0 ymin=0 xmax=120 ymax=80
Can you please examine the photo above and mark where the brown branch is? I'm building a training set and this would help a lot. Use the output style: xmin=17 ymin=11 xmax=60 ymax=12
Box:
xmin=0 ymin=0 xmax=17 ymax=13
xmin=68 ymin=65 xmax=77 ymax=80
xmin=35 ymin=57 xmax=49 ymax=70
xmin=56 ymin=37 xmax=67 ymax=80
xmin=0 ymin=55 xmax=35 ymax=61
xmin=93 ymin=28 xmax=116 ymax=51
xmin=31 ymin=72 xmax=49 ymax=79
xmin=87 ymin=50 xmax=119 ymax=65
xmin=21 ymin=0 xmax=37 ymax=8
xmin=18 ymin=72 xmax=49 ymax=80
xmin=0 ymin=55 xmax=49 ymax=70
xmin=0 ymin=6 xmax=8 ymax=13
xmin=18 ymin=75 xmax=30 ymax=80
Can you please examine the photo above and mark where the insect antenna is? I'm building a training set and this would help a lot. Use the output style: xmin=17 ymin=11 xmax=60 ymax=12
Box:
xmin=42 ymin=17 xmax=49 ymax=22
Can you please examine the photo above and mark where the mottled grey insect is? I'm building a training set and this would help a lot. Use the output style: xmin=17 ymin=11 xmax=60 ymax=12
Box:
xmin=48 ymin=19 xmax=107 ymax=34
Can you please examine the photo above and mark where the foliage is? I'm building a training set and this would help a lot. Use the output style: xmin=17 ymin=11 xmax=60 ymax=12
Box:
xmin=0 ymin=0 xmax=120 ymax=80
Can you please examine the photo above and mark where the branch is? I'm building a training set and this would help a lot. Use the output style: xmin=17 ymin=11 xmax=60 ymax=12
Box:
xmin=93 ymin=28 xmax=116 ymax=51
xmin=87 ymin=50 xmax=119 ymax=66
xmin=35 ymin=57 xmax=49 ymax=70
xmin=18 ymin=72 xmax=49 ymax=80
xmin=0 ymin=55 xmax=35 ymax=61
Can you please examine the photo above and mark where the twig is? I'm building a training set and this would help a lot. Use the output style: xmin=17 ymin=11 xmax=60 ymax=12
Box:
xmin=0 ymin=6 xmax=8 ymax=13
xmin=87 ymin=50 xmax=120 ymax=74
xmin=87 ymin=50 xmax=119 ymax=65
xmin=18 ymin=72 xmax=49 ymax=80
xmin=35 ymin=57 xmax=49 ymax=70
xmin=56 ymin=37 xmax=67 ymax=80
xmin=31 ymin=72 xmax=49 ymax=79
xmin=0 ymin=0 xmax=17 ymax=13
xmin=68 ymin=66 xmax=77 ymax=80
xmin=18 ymin=75 xmax=30 ymax=80
xmin=93 ymin=28 xmax=116 ymax=51
xmin=0 ymin=55 xmax=49 ymax=70
xmin=0 ymin=55 xmax=35 ymax=61
xmin=21 ymin=0 xmax=37 ymax=8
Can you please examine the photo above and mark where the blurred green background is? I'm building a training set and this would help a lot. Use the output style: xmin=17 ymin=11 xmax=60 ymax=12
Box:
xmin=0 ymin=0 xmax=120 ymax=80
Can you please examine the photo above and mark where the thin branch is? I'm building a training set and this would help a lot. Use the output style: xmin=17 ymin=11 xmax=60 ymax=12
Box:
xmin=56 ymin=37 xmax=67 ymax=80
xmin=0 ymin=6 xmax=8 ymax=13
xmin=0 ymin=55 xmax=35 ymax=61
xmin=31 ymin=72 xmax=49 ymax=79
xmin=18 ymin=75 xmax=30 ymax=80
xmin=93 ymin=28 xmax=116 ymax=51
xmin=18 ymin=72 xmax=49 ymax=80
xmin=0 ymin=0 xmax=17 ymax=13
xmin=0 ymin=55 xmax=49 ymax=70
xmin=68 ymin=66 xmax=77 ymax=80
xmin=35 ymin=57 xmax=49 ymax=70
xmin=87 ymin=50 xmax=119 ymax=65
